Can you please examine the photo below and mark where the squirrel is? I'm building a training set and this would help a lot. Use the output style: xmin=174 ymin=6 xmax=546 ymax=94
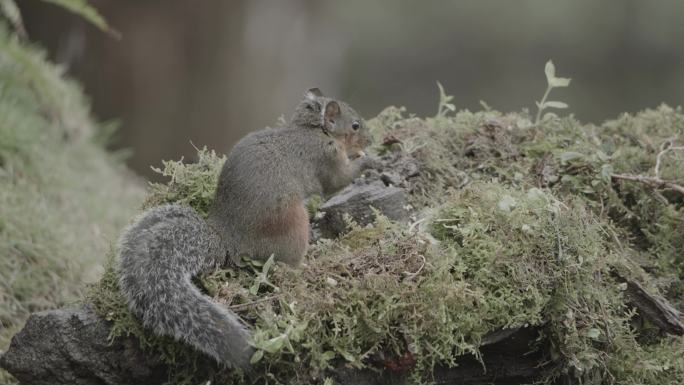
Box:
xmin=116 ymin=88 xmax=372 ymax=369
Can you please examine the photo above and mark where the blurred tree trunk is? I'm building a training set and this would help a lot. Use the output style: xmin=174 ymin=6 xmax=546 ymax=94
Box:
xmin=19 ymin=0 xmax=346 ymax=179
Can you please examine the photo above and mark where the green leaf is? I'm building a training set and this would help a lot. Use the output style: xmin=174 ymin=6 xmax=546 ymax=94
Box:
xmin=249 ymin=254 xmax=277 ymax=294
xmin=586 ymin=328 xmax=601 ymax=340
xmin=549 ymin=76 xmax=571 ymax=88
xmin=260 ymin=334 xmax=287 ymax=354
xmin=41 ymin=0 xmax=119 ymax=37
xmin=338 ymin=349 xmax=357 ymax=363
xmin=601 ymin=164 xmax=614 ymax=183
xmin=544 ymin=60 xmax=571 ymax=88
xmin=1 ymin=0 xmax=26 ymax=38
xmin=436 ymin=81 xmax=456 ymax=117
xmin=248 ymin=257 xmax=264 ymax=267
xmin=542 ymin=101 xmax=569 ymax=109
xmin=544 ymin=60 xmax=556 ymax=83
xmin=249 ymin=281 xmax=260 ymax=295
xmin=320 ymin=351 xmax=336 ymax=362
xmin=250 ymin=349 xmax=264 ymax=364
xmin=437 ymin=81 xmax=453 ymax=103
xmin=262 ymin=253 xmax=275 ymax=275
xmin=559 ymin=151 xmax=585 ymax=163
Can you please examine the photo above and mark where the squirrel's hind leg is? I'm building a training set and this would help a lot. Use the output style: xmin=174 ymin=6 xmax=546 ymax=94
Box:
xmin=253 ymin=198 xmax=309 ymax=266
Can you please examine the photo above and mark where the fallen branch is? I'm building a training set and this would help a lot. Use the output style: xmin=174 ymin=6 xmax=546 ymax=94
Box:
xmin=611 ymin=173 xmax=684 ymax=196
xmin=610 ymin=137 xmax=684 ymax=198
xmin=626 ymin=280 xmax=684 ymax=335
xmin=333 ymin=326 xmax=547 ymax=385
xmin=1 ymin=307 xmax=548 ymax=385
xmin=654 ymin=140 xmax=684 ymax=179
xmin=4 ymin=280 xmax=683 ymax=385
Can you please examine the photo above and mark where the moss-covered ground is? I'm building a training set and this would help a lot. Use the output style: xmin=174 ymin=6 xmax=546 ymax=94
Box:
xmin=89 ymin=100 xmax=684 ymax=384
xmin=3 ymin=7 xmax=683 ymax=384
xmin=0 ymin=25 xmax=145 ymax=383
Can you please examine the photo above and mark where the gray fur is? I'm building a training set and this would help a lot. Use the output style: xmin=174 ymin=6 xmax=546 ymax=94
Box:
xmin=116 ymin=90 xmax=371 ymax=369
xmin=117 ymin=204 xmax=253 ymax=368
xmin=290 ymin=92 xmax=367 ymax=140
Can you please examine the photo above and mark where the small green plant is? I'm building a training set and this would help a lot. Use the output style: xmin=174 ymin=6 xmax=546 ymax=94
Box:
xmin=435 ymin=81 xmax=456 ymax=118
xmin=535 ymin=60 xmax=571 ymax=124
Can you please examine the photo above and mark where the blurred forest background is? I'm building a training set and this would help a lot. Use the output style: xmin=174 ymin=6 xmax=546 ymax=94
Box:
xmin=18 ymin=0 xmax=684 ymax=179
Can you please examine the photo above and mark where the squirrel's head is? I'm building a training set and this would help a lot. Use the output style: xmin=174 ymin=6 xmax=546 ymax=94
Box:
xmin=292 ymin=88 xmax=371 ymax=157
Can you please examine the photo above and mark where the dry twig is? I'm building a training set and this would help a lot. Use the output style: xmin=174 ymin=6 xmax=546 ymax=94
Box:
xmin=654 ymin=139 xmax=684 ymax=178
xmin=611 ymin=138 xmax=684 ymax=198
xmin=611 ymin=173 xmax=684 ymax=196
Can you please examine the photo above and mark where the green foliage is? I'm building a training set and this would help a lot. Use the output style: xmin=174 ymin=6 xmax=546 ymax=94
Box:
xmin=435 ymin=81 xmax=455 ymax=118
xmin=1 ymin=0 xmax=116 ymax=38
xmin=40 ymin=0 xmax=117 ymax=37
xmin=143 ymin=146 xmax=225 ymax=217
xmin=305 ymin=195 xmax=324 ymax=218
xmin=535 ymin=60 xmax=572 ymax=124
xmin=0 ymin=21 xmax=144 ymax=382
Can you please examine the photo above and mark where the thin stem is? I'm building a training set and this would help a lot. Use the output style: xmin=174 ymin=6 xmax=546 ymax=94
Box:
xmin=229 ymin=295 xmax=282 ymax=310
xmin=535 ymin=85 xmax=552 ymax=124
xmin=612 ymin=173 xmax=684 ymax=197
xmin=655 ymin=140 xmax=684 ymax=179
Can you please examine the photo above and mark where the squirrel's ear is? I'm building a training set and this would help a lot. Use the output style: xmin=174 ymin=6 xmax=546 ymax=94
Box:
xmin=324 ymin=100 xmax=341 ymax=122
xmin=305 ymin=88 xmax=324 ymax=100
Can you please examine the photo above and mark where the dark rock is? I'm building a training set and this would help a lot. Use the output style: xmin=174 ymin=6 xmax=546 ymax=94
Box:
xmin=316 ymin=180 xmax=410 ymax=238
xmin=380 ymin=171 xmax=403 ymax=187
xmin=333 ymin=326 xmax=548 ymax=385
xmin=379 ymin=153 xmax=420 ymax=180
xmin=398 ymin=159 xmax=420 ymax=179
xmin=361 ymin=168 xmax=382 ymax=182
xmin=0 ymin=306 xmax=173 ymax=385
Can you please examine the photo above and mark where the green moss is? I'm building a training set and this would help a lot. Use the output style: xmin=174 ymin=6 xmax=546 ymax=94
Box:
xmin=86 ymin=78 xmax=684 ymax=384
xmin=0 ymin=26 xmax=143 ymax=335
xmin=373 ymin=104 xmax=683 ymax=289
xmin=0 ymin=22 xmax=145 ymax=383
xmin=143 ymin=146 xmax=225 ymax=217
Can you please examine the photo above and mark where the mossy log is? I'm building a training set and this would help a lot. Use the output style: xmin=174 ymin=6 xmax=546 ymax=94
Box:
xmin=3 ymin=277 xmax=682 ymax=385
xmin=332 ymin=326 xmax=546 ymax=385
xmin=1 ymin=306 xmax=546 ymax=385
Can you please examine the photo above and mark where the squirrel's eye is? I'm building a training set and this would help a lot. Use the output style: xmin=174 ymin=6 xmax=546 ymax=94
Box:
xmin=352 ymin=121 xmax=360 ymax=130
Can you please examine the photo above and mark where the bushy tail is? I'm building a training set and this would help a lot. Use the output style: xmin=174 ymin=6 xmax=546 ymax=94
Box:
xmin=116 ymin=204 xmax=253 ymax=369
